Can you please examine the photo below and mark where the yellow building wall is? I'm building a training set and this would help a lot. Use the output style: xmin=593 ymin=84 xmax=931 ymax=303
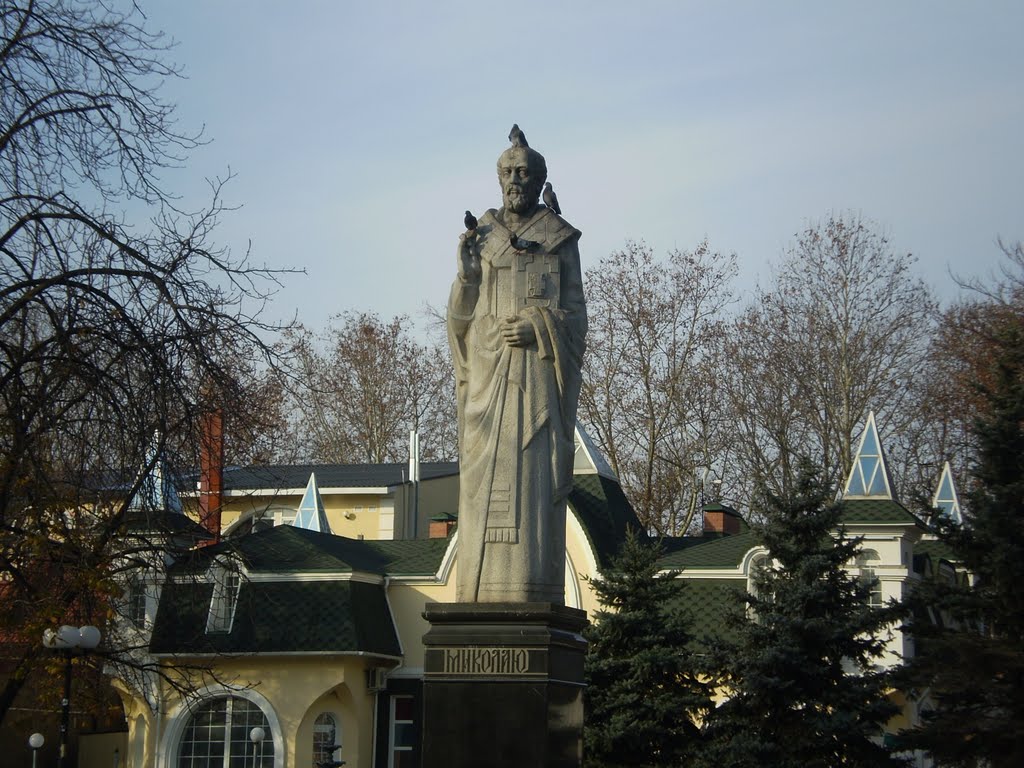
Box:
xmin=187 ymin=494 xmax=388 ymax=541
xmin=79 ymin=731 xmax=128 ymax=768
xmin=125 ymin=481 xmax=606 ymax=768
xmin=181 ymin=473 xmax=460 ymax=543
xmin=144 ymin=656 xmax=380 ymax=768
xmin=388 ymin=576 xmax=458 ymax=672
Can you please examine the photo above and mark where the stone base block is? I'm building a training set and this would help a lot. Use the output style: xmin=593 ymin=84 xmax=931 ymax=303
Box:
xmin=421 ymin=602 xmax=587 ymax=768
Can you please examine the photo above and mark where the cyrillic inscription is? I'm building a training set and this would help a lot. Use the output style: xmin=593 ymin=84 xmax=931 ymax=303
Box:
xmin=442 ymin=647 xmax=530 ymax=675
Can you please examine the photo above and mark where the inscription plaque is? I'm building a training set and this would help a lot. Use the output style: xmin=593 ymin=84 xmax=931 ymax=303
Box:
xmin=443 ymin=647 xmax=530 ymax=675
xmin=426 ymin=645 xmax=544 ymax=678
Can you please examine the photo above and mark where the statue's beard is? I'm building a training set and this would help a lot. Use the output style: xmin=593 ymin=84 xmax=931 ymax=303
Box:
xmin=504 ymin=184 xmax=536 ymax=214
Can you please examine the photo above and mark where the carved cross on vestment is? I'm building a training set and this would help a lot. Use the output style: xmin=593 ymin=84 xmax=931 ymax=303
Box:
xmin=514 ymin=252 xmax=561 ymax=312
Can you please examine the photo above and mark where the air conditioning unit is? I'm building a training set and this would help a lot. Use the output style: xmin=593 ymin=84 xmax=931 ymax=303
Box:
xmin=366 ymin=667 xmax=388 ymax=692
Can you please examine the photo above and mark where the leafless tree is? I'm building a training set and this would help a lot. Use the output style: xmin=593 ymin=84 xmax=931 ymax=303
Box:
xmin=286 ymin=311 xmax=457 ymax=464
xmin=902 ymin=239 xmax=1024 ymax=507
xmin=579 ymin=240 xmax=736 ymax=534
xmin=0 ymin=0 xmax=291 ymax=727
xmin=720 ymin=214 xmax=936 ymax=505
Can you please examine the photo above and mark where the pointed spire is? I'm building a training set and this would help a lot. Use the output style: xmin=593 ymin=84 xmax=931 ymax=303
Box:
xmin=573 ymin=421 xmax=617 ymax=479
xmin=843 ymin=411 xmax=897 ymax=501
xmin=931 ymin=461 xmax=963 ymax=524
xmin=128 ymin=433 xmax=184 ymax=515
xmin=292 ymin=472 xmax=331 ymax=533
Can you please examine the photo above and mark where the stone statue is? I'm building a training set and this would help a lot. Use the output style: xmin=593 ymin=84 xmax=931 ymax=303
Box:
xmin=448 ymin=128 xmax=587 ymax=603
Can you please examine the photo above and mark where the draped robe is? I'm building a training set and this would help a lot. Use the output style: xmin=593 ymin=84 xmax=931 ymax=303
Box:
xmin=448 ymin=205 xmax=587 ymax=603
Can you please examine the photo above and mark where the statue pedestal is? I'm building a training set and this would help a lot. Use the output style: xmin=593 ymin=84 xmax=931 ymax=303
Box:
xmin=421 ymin=602 xmax=587 ymax=768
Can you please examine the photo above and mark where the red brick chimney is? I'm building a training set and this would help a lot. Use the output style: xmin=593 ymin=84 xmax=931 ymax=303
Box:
xmin=702 ymin=502 xmax=742 ymax=536
xmin=428 ymin=513 xmax=457 ymax=539
xmin=198 ymin=407 xmax=224 ymax=542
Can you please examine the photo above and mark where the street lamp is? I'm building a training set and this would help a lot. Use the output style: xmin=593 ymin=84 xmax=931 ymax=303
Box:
xmin=317 ymin=742 xmax=346 ymax=768
xmin=43 ymin=625 xmax=101 ymax=768
xmin=28 ymin=732 xmax=44 ymax=768
xmin=249 ymin=726 xmax=265 ymax=768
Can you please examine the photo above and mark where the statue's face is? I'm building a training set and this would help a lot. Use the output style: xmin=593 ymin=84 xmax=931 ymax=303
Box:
xmin=498 ymin=148 xmax=541 ymax=214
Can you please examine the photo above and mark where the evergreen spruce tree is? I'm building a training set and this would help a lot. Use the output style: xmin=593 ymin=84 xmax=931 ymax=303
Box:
xmin=897 ymin=323 xmax=1024 ymax=767
xmin=583 ymin=530 xmax=713 ymax=767
xmin=696 ymin=466 xmax=905 ymax=768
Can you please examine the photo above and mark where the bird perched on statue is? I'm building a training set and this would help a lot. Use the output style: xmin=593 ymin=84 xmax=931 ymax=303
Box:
xmin=508 ymin=123 xmax=528 ymax=148
xmin=464 ymin=210 xmax=478 ymax=231
xmin=507 ymin=231 xmax=532 ymax=252
xmin=542 ymin=182 xmax=561 ymax=215
xmin=510 ymin=232 xmax=536 ymax=252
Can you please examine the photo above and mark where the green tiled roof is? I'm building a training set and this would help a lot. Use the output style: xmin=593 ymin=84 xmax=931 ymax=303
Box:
xmin=362 ymin=537 xmax=451 ymax=576
xmin=838 ymin=498 xmax=924 ymax=526
xmin=914 ymin=537 xmax=960 ymax=565
xmin=568 ymin=474 xmax=643 ymax=567
xmin=149 ymin=579 xmax=400 ymax=656
xmin=657 ymin=530 xmax=760 ymax=570
xmin=655 ymin=499 xmax=925 ymax=571
xmin=149 ymin=527 xmax=446 ymax=657
xmin=666 ymin=578 xmax=747 ymax=645
xmin=172 ymin=525 xmax=447 ymax=577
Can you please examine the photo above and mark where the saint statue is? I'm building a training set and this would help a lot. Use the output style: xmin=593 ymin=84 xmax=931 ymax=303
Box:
xmin=448 ymin=128 xmax=587 ymax=603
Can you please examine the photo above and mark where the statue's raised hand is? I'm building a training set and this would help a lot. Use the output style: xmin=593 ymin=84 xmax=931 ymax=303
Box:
xmin=457 ymin=233 xmax=481 ymax=283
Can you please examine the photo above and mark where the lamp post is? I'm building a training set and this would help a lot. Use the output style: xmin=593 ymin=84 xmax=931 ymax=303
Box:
xmin=317 ymin=742 xmax=346 ymax=768
xmin=28 ymin=732 xmax=44 ymax=768
xmin=43 ymin=624 xmax=101 ymax=768
xmin=249 ymin=726 xmax=265 ymax=768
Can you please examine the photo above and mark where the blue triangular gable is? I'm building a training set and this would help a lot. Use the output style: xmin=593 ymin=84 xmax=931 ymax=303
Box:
xmin=292 ymin=473 xmax=331 ymax=533
xmin=843 ymin=411 xmax=896 ymax=501
xmin=931 ymin=461 xmax=962 ymax=524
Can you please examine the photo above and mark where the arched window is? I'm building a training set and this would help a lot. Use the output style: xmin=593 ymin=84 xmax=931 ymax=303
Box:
xmin=312 ymin=713 xmax=338 ymax=768
xmin=746 ymin=552 xmax=773 ymax=622
xmin=178 ymin=696 xmax=273 ymax=768
xmin=747 ymin=553 xmax=770 ymax=596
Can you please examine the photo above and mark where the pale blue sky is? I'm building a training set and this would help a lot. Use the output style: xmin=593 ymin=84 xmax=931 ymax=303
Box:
xmin=142 ymin=1 xmax=1024 ymax=332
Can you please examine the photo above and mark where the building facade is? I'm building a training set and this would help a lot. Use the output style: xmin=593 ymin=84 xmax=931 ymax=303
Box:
xmin=92 ymin=417 xmax=957 ymax=768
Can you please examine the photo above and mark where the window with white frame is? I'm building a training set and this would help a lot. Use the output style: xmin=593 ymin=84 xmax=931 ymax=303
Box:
xmin=856 ymin=549 xmax=882 ymax=607
xmin=312 ymin=712 xmax=338 ymax=768
xmin=126 ymin=577 xmax=147 ymax=628
xmin=388 ymin=695 xmax=415 ymax=768
xmin=177 ymin=696 xmax=273 ymax=768
xmin=223 ymin=507 xmax=297 ymax=537
xmin=206 ymin=565 xmax=241 ymax=634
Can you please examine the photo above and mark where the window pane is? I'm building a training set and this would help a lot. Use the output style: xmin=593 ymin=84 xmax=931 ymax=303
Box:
xmin=179 ymin=697 xmax=272 ymax=768
xmin=389 ymin=695 xmax=416 ymax=767
xmin=393 ymin=696 xmax=414 ymax=721
xmin=394 ymin=722 xmax=415 ymax=747
xmin=127 ymin=580 xmax=147 ymax=627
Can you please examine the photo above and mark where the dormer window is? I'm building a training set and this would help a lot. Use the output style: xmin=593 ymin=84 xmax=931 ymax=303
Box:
xmin=207 ymin=564 xmax=241 ymax=633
